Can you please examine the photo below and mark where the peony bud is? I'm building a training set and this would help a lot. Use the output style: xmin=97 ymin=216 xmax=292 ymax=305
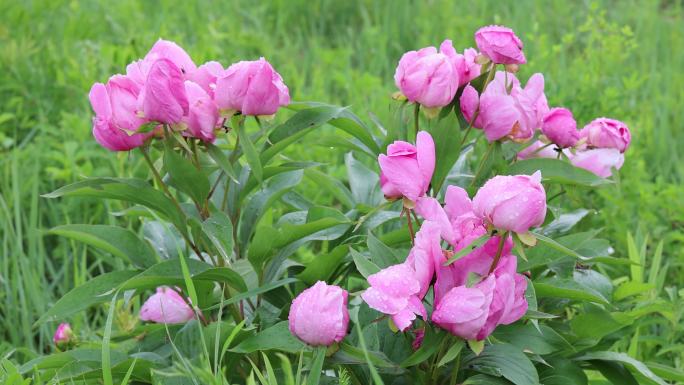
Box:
xmin=580 ymin=117 xmax=631 ymax=153
xmin=140 ymin=287 xmax=195 ymax=324
xmin=288 ymin=281 xmax=349 ymax=346
xmin=472 ymin=171 xmax=547 ymax=234
xmin=541 ymin=107 xmax=579 ymax=148
xmin=53 ymin=322 xmax=74 ymax=348
xmin=475 ymin=25 xmax=526 ymax=65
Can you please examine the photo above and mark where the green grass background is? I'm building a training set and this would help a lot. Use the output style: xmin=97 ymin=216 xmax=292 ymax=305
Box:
xmin=1 ymin=0 xmax=683 ymax=367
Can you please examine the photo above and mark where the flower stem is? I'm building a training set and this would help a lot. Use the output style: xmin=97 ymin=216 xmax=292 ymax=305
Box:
xmin=488 ymin=232 xmax=508 ymax=274
xmin=469 ymin=141 xmax=495 ymax=187
xmin=413 ymin=103 xmax=420 ymax=140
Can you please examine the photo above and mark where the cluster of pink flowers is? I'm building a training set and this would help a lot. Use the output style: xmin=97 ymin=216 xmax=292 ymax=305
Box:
xmin=88 ymin=39 xmax=290 ymax=151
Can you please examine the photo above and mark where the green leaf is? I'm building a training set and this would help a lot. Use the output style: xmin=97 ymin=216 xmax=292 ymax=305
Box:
xmin=464 ymin=343 xmax=540 ymax=385
xmin=506 ymin=158 xmax=610 ymax=187
xmin=201 ymin=209 xmax=234 ymax=262
xmin=367 ymin=232 xmax=401 ymax=268
xmin=238 ymin=123 xmax=263 ymax=183
xmin=298 ymin=245 xmax=349 ymax=284
xmin=206 ymin=278 xmax=298 ymax=311
xmin=230 ymin=321 xmax=306 ymax=354
xmin=306 ymin=347 xmax=326 ymax=385
xmin=351 ymin=248 xmax=381 ymax=278
xmin=538 ymin=359 xmax=588 ymax=385
xmin=163 ymin=141 xmax=210 ymax=204
xmin=570 ymin=305 xmax=634 ymax=339
xmin=521 ymin=231 xmax=610 ymax=270
xmin=573 ymin=269 xmax=613 ymax=301
xmin=262 ymin=105 xmax=350 ymax=164
xmin=437 ymin=339 xmax=465 ymax=367
xmin=427 ymin=111 xmax=461 ymax=193
xmin=36 ymin=270 xmax=138 ymax=324
xmin=205 ymin=142 xmax=238 ymax=182
xmin=43 ymin=178 xmax=186 ymax=232
xmin=120 ymin=259 xmax=246 ymax=292
xmin=530 ymin=232 xmax=587 ymax=261
xmin=49 ymin=224 xmax=157 ymax=268
xmin=494 ymin=324 xmax=571 ymax=355
xmin=575 ymin=352 xmax=667 ymax=385
xmin=646 ymin=362 xmax=684 ymax=382
xmin=349 ymin=307 xmax=385 ymax=385
xmin=345 ymin=152 xmax=381 ymax=206
xmin=400 ymin=327 xmax=445 ymax=367
xmin=534 ymin=278 xmax=610 ymax=304
xmin=463 ymin=374 xmax=514 ymax=385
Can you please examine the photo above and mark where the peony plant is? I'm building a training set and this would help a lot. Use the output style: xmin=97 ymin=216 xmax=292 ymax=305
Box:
xmin=31 ymin=25 xmax=668 ymax=385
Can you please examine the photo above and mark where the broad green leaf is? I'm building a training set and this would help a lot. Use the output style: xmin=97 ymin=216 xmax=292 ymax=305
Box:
xmin=588 ymin=360 xmax=639 ymax=385
xmin=444 ymin=234 xmax=490 ymax=265
xmin=400 ymin=327 xmax=445 ymax=367
xmin=427 ymin=111 xmax=461 ymax=193
xmin=238 ymin=123 xmax=263 ymax=183
xmin=333 ymin=343 xmax=399 ymax=369
xmin=262 ymin=105 xmax=350 ymax=164
xmin=494 ymin=324 xmax=571 ymax=355
xmin=570 ymin=305 xmax=634 ymax=339
xmin=49 ymin=224 xmax=157 ymax=268
xmin=437 ymin=339 xmax=465 ymax=367
xmin=534 ymin=278 xmax=610 ymax=304
xmin=575 ymin=352 xmax=667 ymax=385
xmin=506 ymin=158 xmax=610 ymax=187
xmin=573 ymin=269 xmax=613 ymax=301
xmin=367 ymin=232 xmax=401 ymax=268
xmin=298 ymin=245 xmax=349 ymax=284
xmin=37 ymin=270 xmax=138 ymax=324
xmin=464 ymin=343 xmax=540 ymax=385
xmin=349 ymin=307 xmax=385 ymax=385
xmin=304 ymin=169 xmax=354 ymax=209
xmin=345 ymin=152 xmax=382 ymax=206
xmin=206 ymin=278 xmax=298 ymax=311
xmin=521 ymin=231 xmax=610 ymax=270
xmin=239 ymin=170 xmax=303 ymax=248
xmin=19 ymin=348 xmax=129 ymax=377
xmin=230 ymin=321 xmax=306 ymax=354
xmin=163 ymin=142 xmax=210 ymax=204
xmin=538 ymin=359 xmax=588 ymax=385
xmin=121 ymin=259 xmax=246 ymax=293
xmin=201 ymin=209 xmax=234 ymax=262
xmin=463 ymin=374 xmax=513 ymax=385
xmin=646 ymin=362 xmax=684 ymax=382
xmin=43 ymin=178 xmax=186 ymax=232
xmin=351 ymin=248 xmax=381 ymax=278
xmin=205 ymin=142 xmax=238 ymax=182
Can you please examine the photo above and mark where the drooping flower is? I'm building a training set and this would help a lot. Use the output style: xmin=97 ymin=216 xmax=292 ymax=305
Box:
xmin=394 ymin=40 xmax=460 ymax=108
xmin=472 ymin=172 xmax=547 ymax=234
xmin=475 ymin=25 xmax=526 ymax=65
xmin=140 ymin=287 xmax=195 ymax=324
xmin=378 ymin=131 xmax=435 ymax=202
xmin=580 ymin=117 xmax=631 ymax=153
xmin=214 ymin=57 xmax=290 ymax=116
xmin=288 ymin=281 xmax=349 ymax=346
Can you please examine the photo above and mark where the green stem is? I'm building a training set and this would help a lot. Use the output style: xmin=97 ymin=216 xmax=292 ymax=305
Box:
xmin=413 ymin=103 xmax=420 ymax=140
xmin=470 ymin=141 xmax=495 ymax=187
xmin=488 ymin=231 xmax=509 ymax=275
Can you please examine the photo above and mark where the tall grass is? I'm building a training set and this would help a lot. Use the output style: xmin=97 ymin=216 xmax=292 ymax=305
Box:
xmin=0 ymin=0 xmax=682 ymax=360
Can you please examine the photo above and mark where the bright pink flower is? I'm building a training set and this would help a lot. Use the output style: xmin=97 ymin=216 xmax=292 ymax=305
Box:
xmin=142 ymin=59 xmax=189 ymax=124
xmin=378 ymin=131 xmax=435 ymax=202
xmin=140 ymin=287 xmax=195 ymax=324
xmin=454 ymin=48 xmax=482 ymax=87
xmin=288 ymin=281 xmax=349 ymax=346
xmin=394 ymin=40 xmax=460 ymax=108
xmin=475 ymin=25 xmax=526 ymax=64
xmin=88 ymin=81 xmax=148 ymax=151
xmin=183 ymin=81 xmax=219 ymax=142
xmin=214 ymin=57 xmax=290 ymax=116
xmin=580 ymin=118 xmax=631 ymax=153
xmin=432 ymin=253 xmax=527 ymax=340
xmin=472 ymin=172 xmax=547 ymax=234
xmin=542 ymin=107 xmax=579 ymax=148
xmin=187 ymin=61 xmax=224 ymax=97
xmin=571 ymin=148 xmax=625 ymax=178
xmin=53 ymin=323 xmax=73 ymax=345
xmin=144 ymin=39 xmax=197 ymax=75
xmin=460 ymin=72 xmax=547 ymax=142
xmin=362 ymin=222 xmax=441 ymax=331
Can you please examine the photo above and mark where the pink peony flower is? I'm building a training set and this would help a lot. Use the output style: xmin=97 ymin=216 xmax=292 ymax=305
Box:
xmin=183 ymin=81 xmax=219 ymax=142
xmin=53 ymin=322 xmax=74 ymax=345
xmin=214 ymin=57 xmax=290 ymax=116
xmin=394 ymin=40 xmax=460 ymax=108
xmin=472 ymin=171 xmax=547 ymax=234
xmin=475 ymin=25 xmax=526 ymax=64
xmin=140 ymin=287 xmax=195 ymax=324
xmin=378 ymin=131 xmax=435 ymax=202
xmin=517 ymin=140 xmax=570 ymax=160
xmin=580 ymin=117 xmax=631 ymax=153
xmin=144 ymin=39 xmax=197 ymax=75
xmin=187 ymin=61 xmax=224 ymax=97
xmin=361 ymin=221 xmax=441 ymax=331
xmin=542 ymin=107 xmax=579 ymax=148
xmin=88 ymin=79 xmax=149 ymax=151
xmin=460 ymin=72 xmax=547 ymax=142
xmin=288 ymin=281 xmax=349 ymax=346
xmin=571 ymin=148 xmax=625 ymax=178
xmin=141 ymin=59 xmax=189 ymax=125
